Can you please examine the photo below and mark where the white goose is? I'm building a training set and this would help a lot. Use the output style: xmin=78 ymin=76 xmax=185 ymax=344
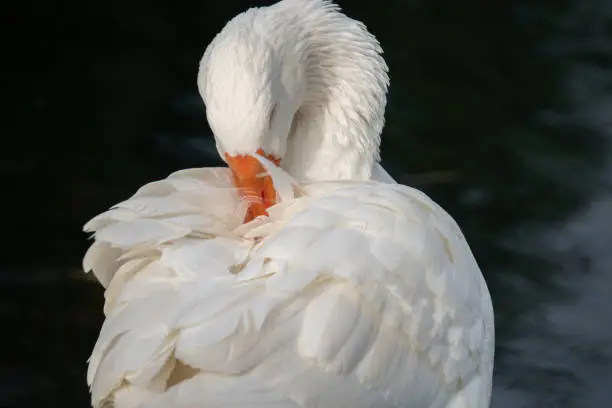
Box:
xmin=83 ymin=0 xmax=495 ymax=407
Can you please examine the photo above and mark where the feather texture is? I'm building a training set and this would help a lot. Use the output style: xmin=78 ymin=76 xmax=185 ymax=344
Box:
xmin=84 ymin=163 xmax=494 ymax=408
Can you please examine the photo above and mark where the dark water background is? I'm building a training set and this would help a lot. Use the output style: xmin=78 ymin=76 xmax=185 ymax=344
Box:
xmin=4 ymin=0 xmax=612 ymax=407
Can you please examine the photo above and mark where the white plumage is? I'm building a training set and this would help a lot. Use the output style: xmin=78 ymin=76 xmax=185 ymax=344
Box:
xmin=83 ymin=1 xmax=494 ymax=407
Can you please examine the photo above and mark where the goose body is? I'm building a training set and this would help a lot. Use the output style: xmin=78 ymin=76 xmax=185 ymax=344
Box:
xmin=83 ymin=1 xmax=495 ymax=407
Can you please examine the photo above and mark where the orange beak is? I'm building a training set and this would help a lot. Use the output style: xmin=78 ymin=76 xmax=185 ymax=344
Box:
xmin=225 ymin=148 xmax=281 ymax=223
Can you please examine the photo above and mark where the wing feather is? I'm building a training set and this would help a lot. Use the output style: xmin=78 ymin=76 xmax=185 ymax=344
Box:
xmin=83 ymin=166 xmax=493 ymax=408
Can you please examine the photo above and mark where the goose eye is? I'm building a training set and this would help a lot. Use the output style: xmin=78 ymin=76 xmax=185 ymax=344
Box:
xmin=268 ymin=103 xmax=278 ymax=129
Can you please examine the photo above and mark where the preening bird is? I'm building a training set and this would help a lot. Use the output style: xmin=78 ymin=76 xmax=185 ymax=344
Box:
xmin=83 ymin=0 xmax=495 ymax=407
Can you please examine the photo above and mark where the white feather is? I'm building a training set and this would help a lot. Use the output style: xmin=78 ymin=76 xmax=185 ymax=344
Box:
xmin=83 ymin=163 xmax=493 ymax=408
xmin=83 ymin=1 xmax=494 ymax=407
xmin=253 ymin=152 xmax=298 ymax=202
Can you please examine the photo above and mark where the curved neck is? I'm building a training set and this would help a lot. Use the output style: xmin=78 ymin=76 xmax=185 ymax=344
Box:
xmin=274 ymin=0 xmax=389 ymax=182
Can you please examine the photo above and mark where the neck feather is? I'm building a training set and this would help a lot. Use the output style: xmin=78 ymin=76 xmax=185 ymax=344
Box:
xmin=272 ymin=0 xmax=389 ymax=182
